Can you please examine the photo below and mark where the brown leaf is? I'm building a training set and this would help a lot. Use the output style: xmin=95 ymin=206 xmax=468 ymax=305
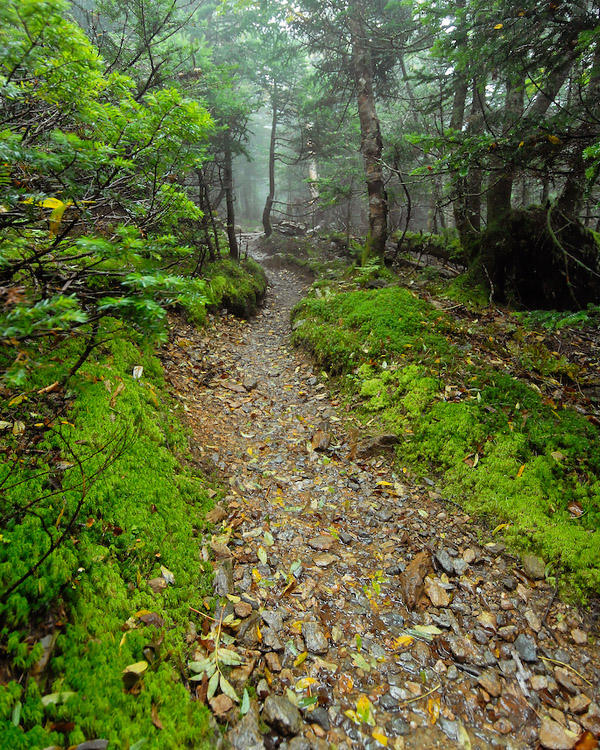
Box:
xmin=151 ymin=703 xmax=164 ymax=730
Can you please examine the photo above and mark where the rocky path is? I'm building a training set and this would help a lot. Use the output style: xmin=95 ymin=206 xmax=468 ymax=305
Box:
xmin=163 ymin=238 xmax=600 ymax=750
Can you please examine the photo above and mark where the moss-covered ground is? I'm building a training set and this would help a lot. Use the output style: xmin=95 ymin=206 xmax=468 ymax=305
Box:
xmin=0 ymin=258 xmax=266 ymax=749
xmin=292 ymin=283 xmax=600 ymax=600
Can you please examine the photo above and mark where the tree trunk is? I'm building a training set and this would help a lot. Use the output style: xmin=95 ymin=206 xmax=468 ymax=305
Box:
xmin=486 ymin=78 xmax=524 ymax=226
xmin=348 ymin=12 xmax=387 ymax=262
xmin=197 ymin=168 xmax=215 ymax=262
xmin=223 ymin=129 xmax=239 ymax=260
xmin=262 ymin=89 xmax=277 ymax=237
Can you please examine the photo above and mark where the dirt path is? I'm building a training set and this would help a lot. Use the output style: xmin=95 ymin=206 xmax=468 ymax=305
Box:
xmin=163 ymin=238 xmax=600 ymax=750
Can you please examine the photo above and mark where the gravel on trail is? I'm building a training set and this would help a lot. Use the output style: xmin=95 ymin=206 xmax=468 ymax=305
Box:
xmin=162 ymin=236 xmax=600 ymax=750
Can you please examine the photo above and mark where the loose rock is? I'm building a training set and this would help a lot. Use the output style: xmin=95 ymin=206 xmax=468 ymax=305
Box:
xmin=538 ymin=716 xmax=579 ymax=750
xmin=514 ymin=633 xmax=537 ymax=662
xmin=262 ymin=695 xmax=302 ymax=736
xmin=522 ymin=554 xmax=546 ymax=580
xmin=302 ymin=622 xmax=329 ymax=654
xmin=399 ymin=550 xmax=432 ymax=610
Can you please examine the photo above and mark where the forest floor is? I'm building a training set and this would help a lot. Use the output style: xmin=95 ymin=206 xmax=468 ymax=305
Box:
xmin=162 ymin=236 xmax=600 ymax=750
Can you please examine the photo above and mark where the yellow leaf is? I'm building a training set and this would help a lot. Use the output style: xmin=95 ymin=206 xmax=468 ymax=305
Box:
xmin=493 ymin=23 xmax=503 ymax=29
xmin=256 ymin=623 xmax=262 ymax=642
xmin=376 ymin=481 xmax=393 ymax=486
xmin=517 ymin=464 xmax=525 ymax=478
xmin=356 ymin=694 xmax=376 ymax=726
xmin=293 ymin=651 xmax=308 ymax=667
xmin=492 ymin=523 xmax=510 ymax=535
xmin=519 ymin=141 xmax=525 ymax=148
xmin=372 ymin=727 xmax=388 ymax=746
xmin=395 ymin=635 xmax=414 ymax=649
xmin=49 ymin=201 xmax=68 ymax=236
xmin=295 ymin=677 xmax=318 ymax=691
xmin=547 ymin=135 xmax=561 ymax=145
xmin=40 ymin=197 xmax=64 ymax=209
xmin=428 ymin=695 xmax=441 ymax=725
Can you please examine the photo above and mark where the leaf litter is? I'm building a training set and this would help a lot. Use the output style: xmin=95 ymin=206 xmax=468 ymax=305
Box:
xmin=162 ymin=236 xmax=600 ymax=750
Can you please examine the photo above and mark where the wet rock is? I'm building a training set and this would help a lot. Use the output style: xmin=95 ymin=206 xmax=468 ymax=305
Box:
xmin=238 ymin=611 xmax=261 ymax=648
xmin=308 ymin=535 xmax=336 ymax=551
xmin=214 ymin=559 xmax=234 ymax=597
xmin=309 ymin=707 xmax=330 ymax=732
xmin=524 ymin=609 xmax=542 ymax=632
xmin=447 ymin=635 xmax=487 ymax=666
xmin=256 ymin=679 xmax=270 ymax=700
xmin=288 ymin=738 xmax=311 ymax=750
xmin=498 ymin=625 xmax=518 ymax=642
xmin=522 ymin=554 xmax=546 ymax=580
xmin=477 ymin=669 xmax=502 ymax=697
xmin=390 ymin=717 xmax=411 ymax=736
xmin=265 ymin=652 xmax=282 ymax=673
xmin=453 ymin=559 xmax=469 ymax=576
xmin=209 ymin=541 xmax=233 ymax=560
xmin=302 ymin=622 xmax=329 ymax=654
xmin=243 ymin=377 xmax=258 ymax=391
xmin=229 ymin=703 xmax=265 ymax=750
xmin=435 ymin=549 xmax=455 ymax=576
xmin=473 ymin=628 xmax=489 ymax=645
xmin=313 ymin=553 xmax=338 ymax=567
xmin=514 ymin=633 xmax=537 ymax=662
xmin=148 ymin=577 xmax=167 ymax=593
xmin=386 ymin=563 xmax=406 ymax=576
xmin=210 ymin=693 xmax=234 ymax=719
xmin=538 ymin=716 xmax=580 ymax=749
xmin=399 ymin=550 xmax=432 ymax=610
xmin=262 ymin=695 xmax=302 ymax=736
xmin=424 ymin=576 xmax=450 ymax=607
xmin=447 ymin=665 xmax=459 ymax=680
xmin=355 ymin=433 xmax=400 ymax=457
xmin=582 ymin=702 xmax=600 ymax=735
xmin=502 ymin=576 xmax=517 ymax=591
xmin=235 ymin=601 xmax=253 ymax=618
xmin=569 ymin=694 xmax=591 ymax=714
xmin=380 ymin=612 xmax=405 ymax=633
xmin=379 ymin=692 xmax=399 ymax=711
xmin=206 ymin=505 xmax=228 ymax=524
xmin=262 ymin=627 xmax=284 ymax=652
xmin=554 ymin=667 xmax=579 ymax=695
xmin=571 ymin=628 xmax=587 ymax=645
xmin=338 ymin=530 xmax=353 ymax=544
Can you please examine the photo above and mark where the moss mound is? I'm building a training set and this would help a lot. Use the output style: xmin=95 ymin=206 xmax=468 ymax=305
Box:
xmin=0 ymin=327 xmax=217 ymax=749
xmin=292 ymin=285 xmax=600 ymax=599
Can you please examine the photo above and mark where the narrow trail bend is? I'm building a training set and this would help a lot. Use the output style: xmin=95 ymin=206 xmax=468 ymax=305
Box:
xmin=163 ymin=237 xmax=600 ymax=750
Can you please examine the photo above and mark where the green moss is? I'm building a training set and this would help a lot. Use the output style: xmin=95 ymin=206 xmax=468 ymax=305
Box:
xmin=0 ymin=324 xmax=217 ymax=748
xmin=202 ymin=258 xmax=267 ymax=318
xmin=292 ymin=285 xmax=600 ymax=599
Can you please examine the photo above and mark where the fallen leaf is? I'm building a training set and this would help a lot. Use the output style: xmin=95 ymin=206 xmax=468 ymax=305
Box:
xmin=427 ymin=695 xmax=441 ymax=725
xmin=151 ymin=703 xmax=163 ymax=730
xmin=372 ymin=727 xmax=388 ymax=746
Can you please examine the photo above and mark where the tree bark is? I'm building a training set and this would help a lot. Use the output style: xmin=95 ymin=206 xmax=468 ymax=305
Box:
xmin=486 ymin=78 xmax=524 ymax=226
xmin=223 ymin=129 xmax=239 ymax=260
xmin=262 ymin=88 xmax=278 ymax=237
xmin=348 ymin=12 xmax=387 ymax=261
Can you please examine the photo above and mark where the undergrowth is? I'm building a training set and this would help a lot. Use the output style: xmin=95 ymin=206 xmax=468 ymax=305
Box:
xmin=292 ymin=286 xmax=600 ymax=600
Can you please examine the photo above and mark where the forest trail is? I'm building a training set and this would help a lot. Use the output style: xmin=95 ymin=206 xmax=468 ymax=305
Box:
xmin=163 ymin=238 xmax=600 ymax=750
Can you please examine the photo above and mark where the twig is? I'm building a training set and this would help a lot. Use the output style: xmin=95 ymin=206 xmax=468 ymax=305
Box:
xmin=539 ymin=656 xmax=592 ymax=686
xmin=399 ymin=683 xmax=442 ymax=704
xmin=540 ymin=569 xmax=560 ymax=643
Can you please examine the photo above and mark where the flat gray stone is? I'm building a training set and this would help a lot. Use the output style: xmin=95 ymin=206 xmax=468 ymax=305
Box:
xmin=229 ymin=704 xmax=265 ymax=750
xmin=302 ymin=621 xmax=329 ymax=654
xmin=262 ymin=695 xmax=302 ymax=736
xmin=514 ymin=633 xmax=537 ymax=662
xmin=214 ymin=559 xmax=234 ymax=596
